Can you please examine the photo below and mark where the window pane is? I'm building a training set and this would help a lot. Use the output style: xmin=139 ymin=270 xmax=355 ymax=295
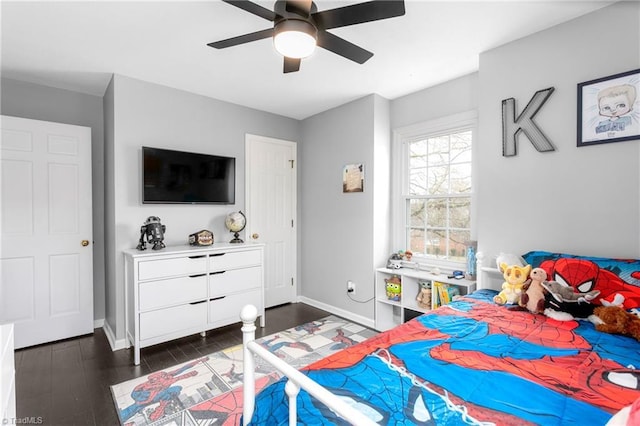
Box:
xmin=428 ymin=165 xmax=449 ymax=195
xmin=427 ymin=136 xmax=449 ymax=166
xmin=426 ymin=229 xmax=445 ymax=256
xmin=409 ymin=140 xmax=427 ymax=157
xmin=410 ymin=228 xmax=425 ymax=253
xmin=409 ymin=167 xmax=427 ymax=195
xmin=450 ymin=163 xmax=471 ymax=194
xmin=450 ymin=130 xmax=472 ymax=163
xmin=449 ymin=197 xmax=471 ymax=228
xmin=409 ymin=199 xmax=426 ymax=227
xmin=426 ymin=199 xmax=446 ymax=227
xmin=449 ymin=230 xmax=470 ymax=261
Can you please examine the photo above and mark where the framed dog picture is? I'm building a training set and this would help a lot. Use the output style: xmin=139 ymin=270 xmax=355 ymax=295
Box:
xmin=577 ymin=68 xmax=640 ymax=147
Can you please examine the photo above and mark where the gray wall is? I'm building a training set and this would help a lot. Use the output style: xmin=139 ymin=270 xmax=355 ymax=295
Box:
xmin=391 ymin=73 xmax=479 ymax=130
xmin=300 ymin=94 xmax=390 ymax=321
xmin=1 ymin=78 xmax=107 ymax=323
xmin=477 ymin=1 xmax=640 ymax=268
xmin=105 ymin=74 xmax=301 ymax=342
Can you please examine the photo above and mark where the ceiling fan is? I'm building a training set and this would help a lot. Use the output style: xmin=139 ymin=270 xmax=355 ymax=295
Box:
xmin=208 ymin=0 xmax=406 ymax=73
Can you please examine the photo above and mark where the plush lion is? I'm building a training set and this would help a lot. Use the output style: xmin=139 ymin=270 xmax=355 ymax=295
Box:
xmin=494 ymin=263 xmax=531 ymax=305
xmin=592 ymin=305 xmax=640 ymax=341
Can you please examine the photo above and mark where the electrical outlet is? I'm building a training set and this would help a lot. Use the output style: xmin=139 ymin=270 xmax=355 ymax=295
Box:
xmin=347 ymin=280 xmax=355 ymax=293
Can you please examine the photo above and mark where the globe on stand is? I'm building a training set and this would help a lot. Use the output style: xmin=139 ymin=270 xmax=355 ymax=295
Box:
xmin=225 ymin=211 xmax=246 ymax=243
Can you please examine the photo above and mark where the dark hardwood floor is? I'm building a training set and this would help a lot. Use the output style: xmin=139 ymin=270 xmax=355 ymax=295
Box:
xmin=14 ymin=302 xmax=330 ymax=426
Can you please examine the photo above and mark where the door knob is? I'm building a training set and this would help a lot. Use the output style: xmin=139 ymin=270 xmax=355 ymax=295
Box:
xmin=252 ymin=233 xmax=259 ymax=239
xmin=81 ymin=240 xmax=90 ymax=247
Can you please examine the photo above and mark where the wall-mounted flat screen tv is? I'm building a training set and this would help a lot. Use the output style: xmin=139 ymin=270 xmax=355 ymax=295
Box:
xmin=142 ymin=146 xmax=235 ymax=204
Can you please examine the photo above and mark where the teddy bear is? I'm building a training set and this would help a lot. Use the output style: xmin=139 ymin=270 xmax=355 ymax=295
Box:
xmin=416 ymin=281 xmax=431 ymax=309
xmin=494 ymin=263 xmax=531 ymax=305
xmin=591 ymin=305 xmax=640 ymax=341
xmin=518 ymin=267 xmax=547 ymax=314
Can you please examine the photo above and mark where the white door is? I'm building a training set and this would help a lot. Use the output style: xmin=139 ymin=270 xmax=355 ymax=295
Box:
xmin=245 ymin=134 xmax=296 ymax=307
xmin=0 ymin=115 xmax=93 ymax=349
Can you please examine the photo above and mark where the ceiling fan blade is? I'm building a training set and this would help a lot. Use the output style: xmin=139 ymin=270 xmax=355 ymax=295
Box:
xmin=222 ymin=0 xmax=278 ymax=21
xmin=283 ymin=57 xmax=301 ymax=73
xmin=317 ymin=31 xmax=373 ymax=64
xmin=286 ymin=0 xmax=313 ymax=17
xmin=208 ymin=28 xmax=274 ymax=49
xmin=313 ymin=1 xmax=405 ymax=30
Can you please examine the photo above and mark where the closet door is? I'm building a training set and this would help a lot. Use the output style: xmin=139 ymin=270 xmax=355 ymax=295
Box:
xmin=1 ymin=115 xmax=93 ymax=348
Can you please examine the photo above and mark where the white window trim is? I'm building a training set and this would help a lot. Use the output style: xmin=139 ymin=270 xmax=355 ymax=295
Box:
xmin=391 ymin=110 xmax=478 ymax=272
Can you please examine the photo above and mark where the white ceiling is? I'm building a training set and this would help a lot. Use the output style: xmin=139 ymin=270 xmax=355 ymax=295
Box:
xmin=1 ymin=1 xmax=615 ymax=120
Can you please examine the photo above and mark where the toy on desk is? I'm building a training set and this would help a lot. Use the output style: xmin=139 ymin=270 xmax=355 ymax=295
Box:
xmin=385 ymin=275 xmax=402 ymax=301
xmin=387 ymin=253 xmax=403 ymax=269
xmin=137 ymin=216 xmax=166 ymax=251
xmin=448 ymin=270 xmax=465 ymax=279
xmin=189 ymin=229 xmax=213 ymax=246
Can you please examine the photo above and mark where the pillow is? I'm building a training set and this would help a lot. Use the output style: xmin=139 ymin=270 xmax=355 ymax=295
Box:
xmin=521 ymin=251 xmax=640 ymax=309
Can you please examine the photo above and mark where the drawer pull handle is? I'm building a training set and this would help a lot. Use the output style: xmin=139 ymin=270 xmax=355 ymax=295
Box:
xmin=189 ymin=255 xmax=206 ymax=259
xmin=210 ymin=271 xmax=226 ymax=275
xmin=189 ymin=273 xmax=207 ymax=278
xmin=210 ymin=296 xmax=226 ymax=302
xmin=210 ymin=253 xmax=226 ymax=257
xmin=189 ymin=300 xmax=207 ymax=305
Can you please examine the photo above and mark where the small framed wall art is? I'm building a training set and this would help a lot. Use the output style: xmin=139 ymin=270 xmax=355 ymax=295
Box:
xmin=343 ymin=163 xmax=364 ymax=193
xmin=577 ymin=68 xmax=640 ymax=147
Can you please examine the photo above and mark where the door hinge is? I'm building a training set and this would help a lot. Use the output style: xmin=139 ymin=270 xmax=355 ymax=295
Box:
xmin=291 ymin=277 xmax=294 ymax=286
xmin=289 ymin=159 xmax=294 ymax=169
xmin=291 ymin=219 xmax=294 ymax=228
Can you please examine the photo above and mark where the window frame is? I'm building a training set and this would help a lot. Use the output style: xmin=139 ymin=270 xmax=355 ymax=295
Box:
xmin=392 ymin=110 xmax=477 ymax=270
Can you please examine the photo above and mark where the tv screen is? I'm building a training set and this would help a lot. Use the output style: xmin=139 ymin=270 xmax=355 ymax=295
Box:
xmin=142 ymin=146 xmax=235 ymax=204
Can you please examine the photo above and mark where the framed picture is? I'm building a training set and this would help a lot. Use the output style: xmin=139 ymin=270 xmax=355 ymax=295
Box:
xmin=343 ymin=163 xmax=364 ymax=193
xmin=577 ymin=68 xmax=640 ymax=147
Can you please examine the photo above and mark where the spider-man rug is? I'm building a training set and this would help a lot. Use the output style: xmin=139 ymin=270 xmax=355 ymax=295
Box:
xmin=111 ymin=315 xmax=377 ymax=426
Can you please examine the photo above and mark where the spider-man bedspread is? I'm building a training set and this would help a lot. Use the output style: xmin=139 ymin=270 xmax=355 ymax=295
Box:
xmin=248 ymin=290 xmax=640 ymax=425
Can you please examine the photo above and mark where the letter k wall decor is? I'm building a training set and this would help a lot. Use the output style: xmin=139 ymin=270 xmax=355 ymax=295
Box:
xmin=502 ymin=87 xmax=556 ymax=157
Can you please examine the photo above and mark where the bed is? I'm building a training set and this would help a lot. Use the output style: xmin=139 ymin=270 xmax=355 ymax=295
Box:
xmin=240 ymin=251 xmax=640 ymax=425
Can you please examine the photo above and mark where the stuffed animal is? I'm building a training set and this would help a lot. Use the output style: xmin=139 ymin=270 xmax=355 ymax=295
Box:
xmin=542 ymin=281 xmax=600 ymax=321
xmin=592 ymin=305 xmax=640 ymax=341
xmin=416 ymin=281 xmax=431 ymax=309
xmin=385 ymin=275 xmax=401 ymax=301
xmin=494 ymin=263 xmax=531 ymax=305
xmin=519 ymin=267 xmax=547 ymax=314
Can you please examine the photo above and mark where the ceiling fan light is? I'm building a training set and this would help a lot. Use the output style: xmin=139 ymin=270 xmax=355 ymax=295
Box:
xmin=273 ymin=19 xmax=317 ymax=59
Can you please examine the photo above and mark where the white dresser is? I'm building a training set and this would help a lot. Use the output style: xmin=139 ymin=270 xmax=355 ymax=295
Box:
xmin=124 ymin=243 xmax=265 ymax=365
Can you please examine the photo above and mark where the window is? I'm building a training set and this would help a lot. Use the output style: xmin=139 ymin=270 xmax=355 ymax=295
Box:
xmin=393 ymin=111 xmax=476 ymax=265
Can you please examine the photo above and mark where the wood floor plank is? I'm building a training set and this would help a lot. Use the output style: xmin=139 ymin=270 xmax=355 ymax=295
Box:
xmin=14 ymin=302 xmax=330 ymax=425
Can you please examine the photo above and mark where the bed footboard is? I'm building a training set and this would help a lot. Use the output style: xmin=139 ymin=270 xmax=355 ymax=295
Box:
xmin=240 ymin=305 xmax=376 ymax=426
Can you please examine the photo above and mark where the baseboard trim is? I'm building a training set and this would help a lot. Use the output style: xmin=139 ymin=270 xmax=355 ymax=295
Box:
xmin=93 ymin=318 xmax=104 ymax=329
xmin=297 ymin=296 xmax=375 ymax=329
xmin=102 ymin=321 xmax=127 ymax=352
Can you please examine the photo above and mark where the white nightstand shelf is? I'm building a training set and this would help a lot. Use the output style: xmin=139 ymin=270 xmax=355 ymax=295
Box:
xmin=375 ymin=267 xmax=476 ymax=331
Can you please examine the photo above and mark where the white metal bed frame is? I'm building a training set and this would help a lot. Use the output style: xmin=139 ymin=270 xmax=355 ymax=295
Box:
xmin=240 ymin=255 xmax=494 ymax=425
xmin=240 ymin=304 xmax=377 ymax=425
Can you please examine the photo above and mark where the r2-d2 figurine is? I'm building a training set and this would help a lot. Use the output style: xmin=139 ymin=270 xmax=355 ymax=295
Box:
xmin=137 ymin=216 xmax=166 ymax=250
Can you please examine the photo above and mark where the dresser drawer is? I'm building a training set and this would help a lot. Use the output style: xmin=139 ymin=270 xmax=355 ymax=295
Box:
xmin=209 ymin=289 xmax=262 ymax=327
xmin=209 ymin=249 xmax=261 ymax=272
xmin=139 ymin=275 xmax=208 ymax=311
xmin=140 ymin=302 xmax=207 ymax=340
xmin=138 ymin=255 xmax=207 ymax=281
xmin=209 ymin=266 xmax=261 ymax=298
